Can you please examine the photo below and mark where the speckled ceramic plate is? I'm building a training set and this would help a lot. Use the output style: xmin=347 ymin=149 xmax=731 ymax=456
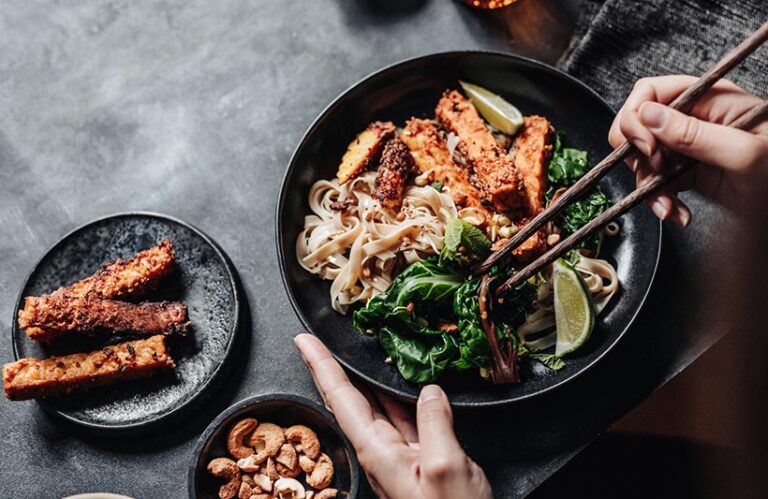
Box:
xmin=11 ymin=212 xmax=242 ymax=433
xmin=277 ymin=51 xmax=661 ymax=407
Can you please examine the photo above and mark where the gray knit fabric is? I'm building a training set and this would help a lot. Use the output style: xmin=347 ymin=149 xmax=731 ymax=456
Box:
xmin=560 ymin=0 xmax=767 ymax=110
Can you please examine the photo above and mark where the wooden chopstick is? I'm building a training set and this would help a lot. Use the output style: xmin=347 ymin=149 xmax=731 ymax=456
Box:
xmin=474 ymin=20 xmax=768 ymax=277
xmin=495 ymin=99 xmax=768 ymax=295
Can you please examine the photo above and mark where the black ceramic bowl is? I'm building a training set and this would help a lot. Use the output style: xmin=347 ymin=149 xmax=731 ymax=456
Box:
xmin=188 ymin=394 xmax=359 ymax=499
xmin=276 ymin=51 xmax=661 ymax=407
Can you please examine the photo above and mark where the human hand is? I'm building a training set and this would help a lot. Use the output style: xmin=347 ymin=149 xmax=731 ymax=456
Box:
xmin=293 ymin=333 xmax=492 ymax=499
xmin=609 ymin=75 xmax=768 ymax=226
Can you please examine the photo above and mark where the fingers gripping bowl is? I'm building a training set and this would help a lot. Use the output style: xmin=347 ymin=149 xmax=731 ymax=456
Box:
xmin=277 ymin=52 xmax=661 ymax=407
xmin=189 ymin=394 xmax=360 ymax=499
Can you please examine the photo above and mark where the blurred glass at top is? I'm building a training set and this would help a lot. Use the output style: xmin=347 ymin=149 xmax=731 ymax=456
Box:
xmin=463 ymin=0 xmax=518 ymax=9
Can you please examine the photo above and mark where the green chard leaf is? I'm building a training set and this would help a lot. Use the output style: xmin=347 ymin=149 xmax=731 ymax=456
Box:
xmin=546 ymin=133 xmax=609 ymax=250
xmin=379 ymin=326 xmax=459 ymax=384
xmin=528 ymin=352 xmax=566 ymax=372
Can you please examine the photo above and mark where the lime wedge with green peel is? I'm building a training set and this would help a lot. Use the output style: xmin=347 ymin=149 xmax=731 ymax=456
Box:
xmin=553 ymin=259 xmax=595 ymax=357
xmin=459 ymin=81 xmax=524 ymax=135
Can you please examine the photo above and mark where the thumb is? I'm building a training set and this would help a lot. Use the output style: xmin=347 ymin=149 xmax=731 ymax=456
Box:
xmin=416 ymin=385 xmax=465 ymax=472
xmin=638 ymin=101 xmax=767 ymax=173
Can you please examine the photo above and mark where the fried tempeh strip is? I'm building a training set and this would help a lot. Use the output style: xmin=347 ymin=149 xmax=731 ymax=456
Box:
xmin=401 ymin=118 xmax=492 ymax=216
xmin=2 ymin=335 xmax=175 ymax=400
xmin=513 ymin=116 xmax=554 ymax=216
xmin=19 ymin=296 xmax=190 ymax=342
xmin=372 ymin=136 xmax=415 ymax=210
xmin=23 ymin=240 xmax=176 ymax=341
xmin=435 ymin=90 xmax=525 ymax=212
xmin=337 ymin=121 xmax=397 ymax=184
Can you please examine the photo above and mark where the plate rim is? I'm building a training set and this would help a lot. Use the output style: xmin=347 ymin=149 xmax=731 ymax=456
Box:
xmin=275 ymin=50 xmax=662 ymax=407
xmin=186 ymin=392 xmax=361 ymax=499
xmin=11 ymin=211 xmax=243 ymax=433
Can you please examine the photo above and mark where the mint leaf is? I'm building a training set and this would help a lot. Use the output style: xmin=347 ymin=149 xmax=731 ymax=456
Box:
xmin=440 ymin=219 xmax=491 ymax=266
xmin=430 ymin=181 xmax=444 ymax=192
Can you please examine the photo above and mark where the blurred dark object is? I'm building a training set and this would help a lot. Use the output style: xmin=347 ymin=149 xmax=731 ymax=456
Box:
xmin=462 ymin=0 xmax=518 ymax=9
xmin=459 ymin=0 xmax=581 ymax=63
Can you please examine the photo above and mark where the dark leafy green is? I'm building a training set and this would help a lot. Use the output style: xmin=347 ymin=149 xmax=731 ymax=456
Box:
xmin=430 ymin=181 xmax=445 ymax=193
xmin=379 ymin=327 xmax=459 ymax=384
xmin=353 ymin=260 xmax=462 ymax=337
xmin=546 ymin=133 xmax=609 ymax=249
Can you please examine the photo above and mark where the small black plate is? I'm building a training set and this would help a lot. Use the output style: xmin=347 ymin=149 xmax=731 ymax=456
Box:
xmin=188 ymin=394 xmax=360 ymax=499
xmin=12 ymin=212 xmax=242 ymax=433
xmin=276 ymin=51 xmax=661 ymax=407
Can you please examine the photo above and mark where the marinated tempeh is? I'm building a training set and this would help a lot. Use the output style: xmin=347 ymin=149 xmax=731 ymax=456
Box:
xmin=401 ymin=118 xmax=492 ymax=216
xmin=337 ymin=121 xmax=397 ymax=184
xmin=435 ymin=90 xmax=525 ymax=212
xmin=19 ymin=296 xmax=189 ymax=342
xmin=2 ymin=335 xmax=176 ymax=400
xmin=513 ymin=116 xmax=554 ymax=216
xmin=372 ymin=136 xmax=415 ymax=210
xmin=23 ymin=240 xmax=176 ymax=341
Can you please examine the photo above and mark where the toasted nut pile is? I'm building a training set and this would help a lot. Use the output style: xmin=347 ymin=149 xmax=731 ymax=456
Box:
xmin=208 ymin=419 xmax=337 ymax=499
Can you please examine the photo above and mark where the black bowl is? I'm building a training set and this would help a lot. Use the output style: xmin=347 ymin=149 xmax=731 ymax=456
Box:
xmin=276 ymin=51 xmax=661 ymax=407
xmin=188 ymin=394 xmax=360 ymax=499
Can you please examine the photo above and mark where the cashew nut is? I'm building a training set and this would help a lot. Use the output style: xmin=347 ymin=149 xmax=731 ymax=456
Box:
xmin=285 ymin=425 xmax=321 ymax=459
xmin=274 ymin=477 xmax=306 ymax=499
xmin=227 ymin=418 xmax=258 ymax=459
xmin=207 ymin=457 xmax=242 ymax=499
xmin=265 ymin=457 xmax=280 ymax=481
xmin=275 ymin=443 xmax=298 ymax=469
xmin=249 ymin=422 xmax=286 ymax=462
xmin=251 ymin=473 xmax=273 ymax=493
xmin=298 ymin=454 xmax=316 ymax=473
xmin=314 ymin=489 xmax=338 ymax=499
xmin=306 ymin=453 xmax=334 ymax=490
xmin=238 ymin=481 xmax=254 ymax=499
xmin=237 ymin=455 xmax=261 ymax=473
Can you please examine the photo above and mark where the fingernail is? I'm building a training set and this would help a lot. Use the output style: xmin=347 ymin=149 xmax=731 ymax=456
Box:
xmin=652 ymin=200 xmax=668 ymax=220
xmin=419 ymin=385 xmax=443 ymax=404
xmin=677 ymin=208 xmax=691 ymax=228
xmin=628 ymin=157 xmax=640 ymax=172
xmin=639 ymin=103 xmax=667 ymax=129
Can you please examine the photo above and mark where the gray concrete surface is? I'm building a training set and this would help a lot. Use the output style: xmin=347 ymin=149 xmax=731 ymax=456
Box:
xmin=0 ymin=1 xmax=736 ymax=497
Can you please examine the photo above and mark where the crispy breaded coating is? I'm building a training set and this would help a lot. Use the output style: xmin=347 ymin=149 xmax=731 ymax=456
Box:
xmin=493 ymin=219 xmax=547 ymax=262
xmin=372 ymin=136 xmax=415 ymax=210
xmin=514 ymin=116 xmax=554 ymax=216
xmin=19 ymin=296 xmax=190 ymax=342
xmin=23 ymin=240 xmax=176 ymax=341
xmin=435 ymin=90 xmax=525 ymax=212
xmin=337 ymin=121 xmax=397 ymax=184
xmin=3 ymin=335 xmax=175 ymax=400
xmin=401 ymin=118 xmax=493 ymax=218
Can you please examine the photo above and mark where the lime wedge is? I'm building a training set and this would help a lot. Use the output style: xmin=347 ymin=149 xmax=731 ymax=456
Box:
xmin=553 ymin=259 xmax=595 ymax=357
xmin=459 ymin=81 xmax=524 ymax=135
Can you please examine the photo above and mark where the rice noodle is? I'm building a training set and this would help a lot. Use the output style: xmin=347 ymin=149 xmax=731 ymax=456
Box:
xmin=296 ymin=171 xmax=457 ymax=313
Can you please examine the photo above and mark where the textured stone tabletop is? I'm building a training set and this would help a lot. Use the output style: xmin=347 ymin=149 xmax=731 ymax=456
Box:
xmin=0 ymin=1 xmax=735 ymax=497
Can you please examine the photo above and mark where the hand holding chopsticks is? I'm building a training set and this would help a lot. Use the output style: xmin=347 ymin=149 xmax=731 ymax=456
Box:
xmin=476 ymin=21 xmax=768 ymax=295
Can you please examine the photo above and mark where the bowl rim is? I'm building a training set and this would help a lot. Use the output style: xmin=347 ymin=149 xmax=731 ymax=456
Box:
xmin=11 ymin=211 xmax=243 ymax=433
xmin=186 ymin=392 xmax=361 ymax=499
xmin=275 ymin=50 xmax=662 ymax=408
